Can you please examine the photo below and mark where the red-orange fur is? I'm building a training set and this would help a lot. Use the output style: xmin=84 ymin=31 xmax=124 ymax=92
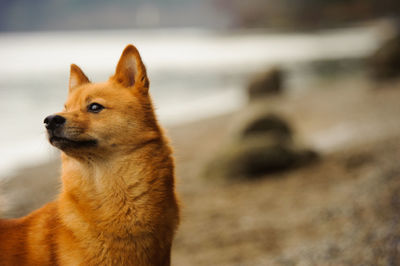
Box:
xmin=0 ymin=45 xmax=180 ymax=265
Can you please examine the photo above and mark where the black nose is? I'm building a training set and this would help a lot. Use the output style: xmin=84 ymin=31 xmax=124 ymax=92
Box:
xmin=44 ymin=115 xmax=66 ymax=130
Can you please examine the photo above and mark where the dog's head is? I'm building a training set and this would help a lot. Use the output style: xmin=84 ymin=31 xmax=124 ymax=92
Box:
xmin=44 ymin=45 xmax=160 ymax=159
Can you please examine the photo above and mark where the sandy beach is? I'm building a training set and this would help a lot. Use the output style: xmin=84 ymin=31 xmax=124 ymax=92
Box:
xmin=1 ymin=76 xmax=400 ymax=265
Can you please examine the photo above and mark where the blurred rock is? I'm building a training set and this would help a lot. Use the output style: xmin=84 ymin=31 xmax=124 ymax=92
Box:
xmin=247 ymin=67 xmax=284 ymax=101
xmin=240 ymin=113 xmax=292 ymax=140
xmin=205 ymin=111 xmax=318 ymax=180
xmin=370 ymin=33 xmax=400 ymax=81
xmin=206 ymin=136 xmax=317 ymax=180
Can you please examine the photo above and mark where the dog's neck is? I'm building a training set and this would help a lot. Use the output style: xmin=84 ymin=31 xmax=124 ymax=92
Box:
xmin=57 ymin=137 xmax=177 ymax=237
xmin=56 ymin=137 xmax=177 ymax=264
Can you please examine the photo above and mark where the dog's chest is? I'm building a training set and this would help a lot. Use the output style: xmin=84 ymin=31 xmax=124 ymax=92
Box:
xmin=77 ymin=235 xmax=163 ymax=266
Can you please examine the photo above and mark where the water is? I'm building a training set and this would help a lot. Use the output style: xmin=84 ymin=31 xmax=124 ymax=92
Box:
xmin=0 ymin=26 xmax=381 ymax=177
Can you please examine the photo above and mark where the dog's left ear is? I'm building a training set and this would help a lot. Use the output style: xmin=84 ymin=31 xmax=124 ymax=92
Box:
xmin=112 ymin=44 xmax=149 ymax=93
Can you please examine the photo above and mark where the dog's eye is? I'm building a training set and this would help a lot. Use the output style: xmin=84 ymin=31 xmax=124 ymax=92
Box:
xmin=87 ymin=103 xmax=105 ymax=113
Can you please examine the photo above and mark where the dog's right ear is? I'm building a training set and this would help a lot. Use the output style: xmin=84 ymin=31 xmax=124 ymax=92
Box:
xmin=69 ymin=64 xmax=90 ymax=93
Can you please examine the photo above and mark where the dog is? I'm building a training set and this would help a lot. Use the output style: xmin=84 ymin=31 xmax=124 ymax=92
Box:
xmin=0 ymin=45 xmax=180 ymax=265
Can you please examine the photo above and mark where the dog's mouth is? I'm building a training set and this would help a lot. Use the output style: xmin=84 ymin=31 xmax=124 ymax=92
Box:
xmin=50 ymin=136 xmax=98 ymax=149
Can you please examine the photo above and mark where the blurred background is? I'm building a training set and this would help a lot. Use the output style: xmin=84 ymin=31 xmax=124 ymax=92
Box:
xmin=1 ymin=0 xmax=400 ymax=265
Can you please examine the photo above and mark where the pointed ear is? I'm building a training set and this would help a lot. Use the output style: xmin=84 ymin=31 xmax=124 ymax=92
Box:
xmin=112 ymin=44 xmax=149 ymax=92
xmin=69 ymin=64 xmax=90 ymax=93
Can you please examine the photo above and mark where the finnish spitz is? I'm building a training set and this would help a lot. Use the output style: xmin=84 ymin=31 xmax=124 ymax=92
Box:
xmin=0 ymin=45 xmax=180 ymax=265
